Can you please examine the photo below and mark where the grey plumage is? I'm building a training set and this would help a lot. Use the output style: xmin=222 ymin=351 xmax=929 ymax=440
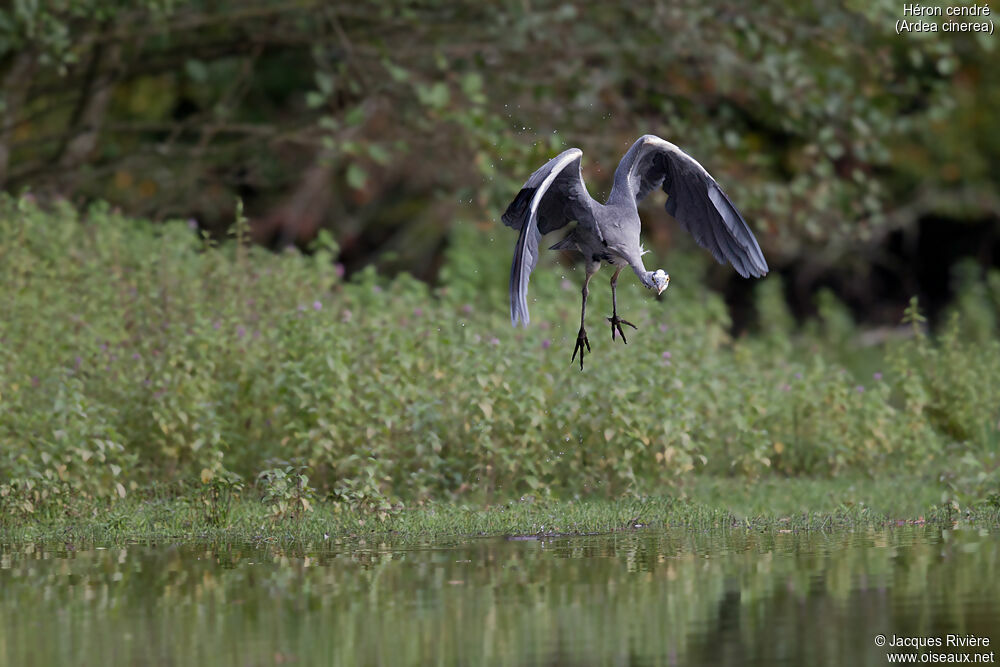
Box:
xmin=501 ymin=134 xmax=768 ymax=369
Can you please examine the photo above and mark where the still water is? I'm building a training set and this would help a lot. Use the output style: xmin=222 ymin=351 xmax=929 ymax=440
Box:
xmin=1 ymin=526 xmax=997 ymax=666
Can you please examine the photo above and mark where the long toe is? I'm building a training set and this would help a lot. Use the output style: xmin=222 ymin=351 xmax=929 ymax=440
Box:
xmin=571 ymin=330 xmax=591 ymax=371
xmin=607 ymin=315 xmax=637 ymax=343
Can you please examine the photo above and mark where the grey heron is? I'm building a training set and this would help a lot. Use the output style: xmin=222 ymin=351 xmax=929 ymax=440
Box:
xmin=502 ymin=134 xmax=768 ymax=370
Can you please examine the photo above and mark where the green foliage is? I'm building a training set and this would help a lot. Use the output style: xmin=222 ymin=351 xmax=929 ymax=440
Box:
xmin=945 ymin=260 xmax=1000 ymax=343
xmin=257 ymin=466 xmax=315 ymax=520
xmin=2 ymin=1 xmax=998 ymax=283
xmin=1 ymin=197 xmax=999 ymax=517
xmin=199 ymin=468 xmax=244 ymax=527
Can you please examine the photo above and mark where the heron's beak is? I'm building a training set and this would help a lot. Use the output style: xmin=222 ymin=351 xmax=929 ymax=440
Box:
xmin=657 ymin=277 xmax=670 ymax=295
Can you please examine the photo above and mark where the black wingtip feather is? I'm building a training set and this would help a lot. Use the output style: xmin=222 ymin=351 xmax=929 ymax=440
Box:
xmin=707 ymin=183 xmax=768 ymax=278
xmin=501 ymin=188 xmax=536 ymax=230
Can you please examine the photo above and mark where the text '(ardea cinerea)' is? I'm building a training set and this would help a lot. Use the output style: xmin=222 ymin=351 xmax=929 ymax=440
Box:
xmin=502 ymin=134 xmax=768 ymax=370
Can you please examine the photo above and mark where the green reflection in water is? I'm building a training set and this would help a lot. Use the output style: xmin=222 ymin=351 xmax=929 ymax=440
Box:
xmin=1 ymin=527 xmax=997 ymax=666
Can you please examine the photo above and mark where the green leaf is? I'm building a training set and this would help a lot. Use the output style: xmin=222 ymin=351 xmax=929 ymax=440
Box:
xmin=315 ymin=72 xmax=334 ymax=95
xmin=367 ymin=143 xmax=390 ymax=165
xmin=417 ymin=82 xmax=450 ymax=110
xmin=345 ymin=106 xmax=365 ymax=126
xmin=306 ymin=91 xmax=326 ymax=109
xmin=383 ymin=60 xmax=409 ymax=82
xmin=185 ymin=59 xmax=208 ymax=82
xmin=346 ymin=163 xmax=367 ymax=190
xmin=461 ymin=73 xmax=482 ymax=96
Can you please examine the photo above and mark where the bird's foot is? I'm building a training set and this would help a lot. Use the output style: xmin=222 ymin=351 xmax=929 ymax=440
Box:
xmin=607 ymin=313 xmax=637 ymax=343
xmin=571 ymin=327 xmax=591 ymax=371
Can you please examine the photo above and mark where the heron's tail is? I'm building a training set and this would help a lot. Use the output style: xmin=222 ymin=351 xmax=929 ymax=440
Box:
xmin=548 ymin=232 xmax=577 ymax=251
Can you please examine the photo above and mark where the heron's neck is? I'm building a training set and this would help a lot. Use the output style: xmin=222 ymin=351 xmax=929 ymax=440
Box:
xmin=630 ymin=259 xmax=653 ymax=288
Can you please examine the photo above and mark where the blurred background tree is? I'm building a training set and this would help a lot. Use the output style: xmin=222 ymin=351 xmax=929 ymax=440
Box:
xmin=2 ymin=0 xmax=998 ymax=327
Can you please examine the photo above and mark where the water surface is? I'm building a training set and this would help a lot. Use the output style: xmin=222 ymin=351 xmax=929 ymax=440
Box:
xmin=2 ymin=526 xmax=997 ymax=666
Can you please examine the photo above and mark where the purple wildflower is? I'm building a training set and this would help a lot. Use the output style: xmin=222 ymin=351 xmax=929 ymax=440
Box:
xmin=542 ymin=339 xmax=551 ymax=349
xmin=212 ymin=321 xmax=221 ymax=330
xmin=187 ymin=218 xmax=199 ymax=230
xmin=413 ymin=307 xmax=423 ymax=317
xmin=313 ymin=300 xmax=322 ymax=311
xmin=334 ymin=263 xmax=345 ymax=278
xmin=461 ymin=304 xmax=473 ymax=315
xmin=237 ymin=326 xmax=246 ymax=338
xmin=856 ymin=385 xmax=865 ymax=393
xmin=781 ymin=384 xmax=792 ymax=392
xmin=341 ymin=309 xmax=353 ymax=323
xmin=794 ymin=372 xmax=803 ymax=380
xmin=132 ymin=353 xmax=141 ymax=361
xmin=873 ymin=372 xmax=883 ymax=381
xmin=659 ymin=324 xmax=669 ymax=333
xmin=373 ymin=285 xmax=383 ymax=293
xmin=489 ymin=337 xmax=500 ymax=346
xmin=662 ymin=351 xmax=672 ymax=360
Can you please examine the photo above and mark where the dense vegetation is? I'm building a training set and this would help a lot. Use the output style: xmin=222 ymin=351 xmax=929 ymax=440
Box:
xmin=2 ymin=196 xmax=999 ymax=527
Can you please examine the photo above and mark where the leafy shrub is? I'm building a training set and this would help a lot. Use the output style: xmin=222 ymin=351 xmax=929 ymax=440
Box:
xmin=1 ymin=195 xmax=998 ymax=513
xmin=199 ymin=469 xmax=244 ymax=527
xmin=257 ymin=466 xmax=315 ymax=521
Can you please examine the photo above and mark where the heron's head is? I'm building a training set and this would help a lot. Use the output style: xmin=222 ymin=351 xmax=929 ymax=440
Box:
xmin=650 ymin=269 xmax=670 ymax=295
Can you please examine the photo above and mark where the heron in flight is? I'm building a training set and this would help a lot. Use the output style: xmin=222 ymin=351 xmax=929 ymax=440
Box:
xmin=502 ymin=134 xmax=768 ymax=370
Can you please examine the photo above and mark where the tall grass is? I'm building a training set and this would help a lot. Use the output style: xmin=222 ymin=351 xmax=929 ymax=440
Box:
xmin=1 ymin=195 xmax=999 ymax=519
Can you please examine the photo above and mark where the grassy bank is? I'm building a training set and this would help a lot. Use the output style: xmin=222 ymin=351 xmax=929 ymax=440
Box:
xmin=2 ymin=196 xmax=1000 ymax=532
xmin=3 ymin=475 xmax=999 ymax=547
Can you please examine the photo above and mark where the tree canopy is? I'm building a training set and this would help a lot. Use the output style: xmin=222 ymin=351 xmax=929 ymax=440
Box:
xmin=2 ymin=1 xmax=997 ymax=319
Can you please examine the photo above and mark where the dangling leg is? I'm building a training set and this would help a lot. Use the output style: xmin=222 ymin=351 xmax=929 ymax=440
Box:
xmin=572 ymin=263 xmax=599 ymax=370
xmin=607 ymin=266 xmax=637 ymax=343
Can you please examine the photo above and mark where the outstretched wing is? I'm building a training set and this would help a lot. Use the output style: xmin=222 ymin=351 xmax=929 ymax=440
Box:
xmin=614 ymin=134 xmax=768 ymax=279
xmin=502 ymin=148 xmax=595 ymax=327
